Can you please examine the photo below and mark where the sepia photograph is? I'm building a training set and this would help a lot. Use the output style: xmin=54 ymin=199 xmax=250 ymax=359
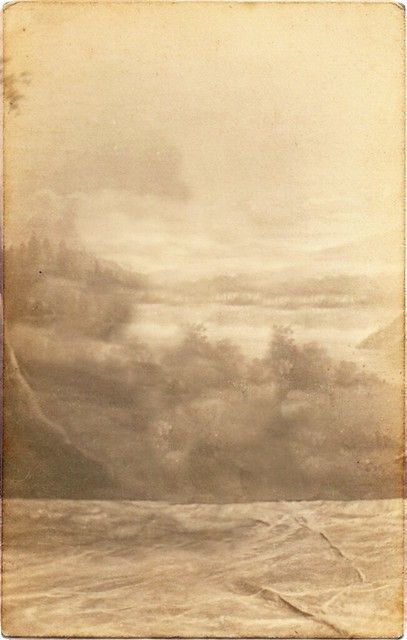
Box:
xmin=2 ymin=1 xmax=405 ymax=637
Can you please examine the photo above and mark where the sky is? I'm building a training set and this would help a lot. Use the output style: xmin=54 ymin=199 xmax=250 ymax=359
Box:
xmin=5 ymin=1 xmax=404 ymax=279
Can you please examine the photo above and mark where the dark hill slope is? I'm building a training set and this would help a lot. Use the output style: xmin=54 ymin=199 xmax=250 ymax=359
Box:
xmin=3 ymin=340 xmax=116 ymax=499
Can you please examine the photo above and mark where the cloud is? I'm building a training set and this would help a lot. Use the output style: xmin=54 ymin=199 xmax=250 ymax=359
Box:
xmin=9 ymin=132 xmax=190 ymax=236
xmin=56 ymin=136 xmax=191 ymax=201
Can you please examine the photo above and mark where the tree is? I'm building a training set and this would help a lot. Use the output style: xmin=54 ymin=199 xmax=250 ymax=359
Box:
xmin=267 ymin=326 xmax=332 ymax=399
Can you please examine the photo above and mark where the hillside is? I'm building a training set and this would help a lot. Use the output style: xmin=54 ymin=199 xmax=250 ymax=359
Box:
xmin=3 ymin=340 xmax=116 ymax=499
xmin=358 ymin=316 xmax=403 ymax=352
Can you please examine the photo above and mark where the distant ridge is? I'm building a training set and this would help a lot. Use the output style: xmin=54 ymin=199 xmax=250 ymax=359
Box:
xmin=358 ymin=316 xmax=404 ymax=352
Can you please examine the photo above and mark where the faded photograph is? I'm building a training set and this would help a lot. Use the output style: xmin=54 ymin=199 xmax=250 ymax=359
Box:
xmin=2 ymin=2 xmax=405 ymax=637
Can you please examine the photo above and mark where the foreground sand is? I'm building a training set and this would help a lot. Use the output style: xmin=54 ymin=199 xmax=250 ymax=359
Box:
xmin=2 ymin=498 xmax=403 ymax=637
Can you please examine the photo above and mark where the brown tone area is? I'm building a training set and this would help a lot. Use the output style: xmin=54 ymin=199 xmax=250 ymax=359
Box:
xmin=2 ymin=2 xmax=404 ymax=637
